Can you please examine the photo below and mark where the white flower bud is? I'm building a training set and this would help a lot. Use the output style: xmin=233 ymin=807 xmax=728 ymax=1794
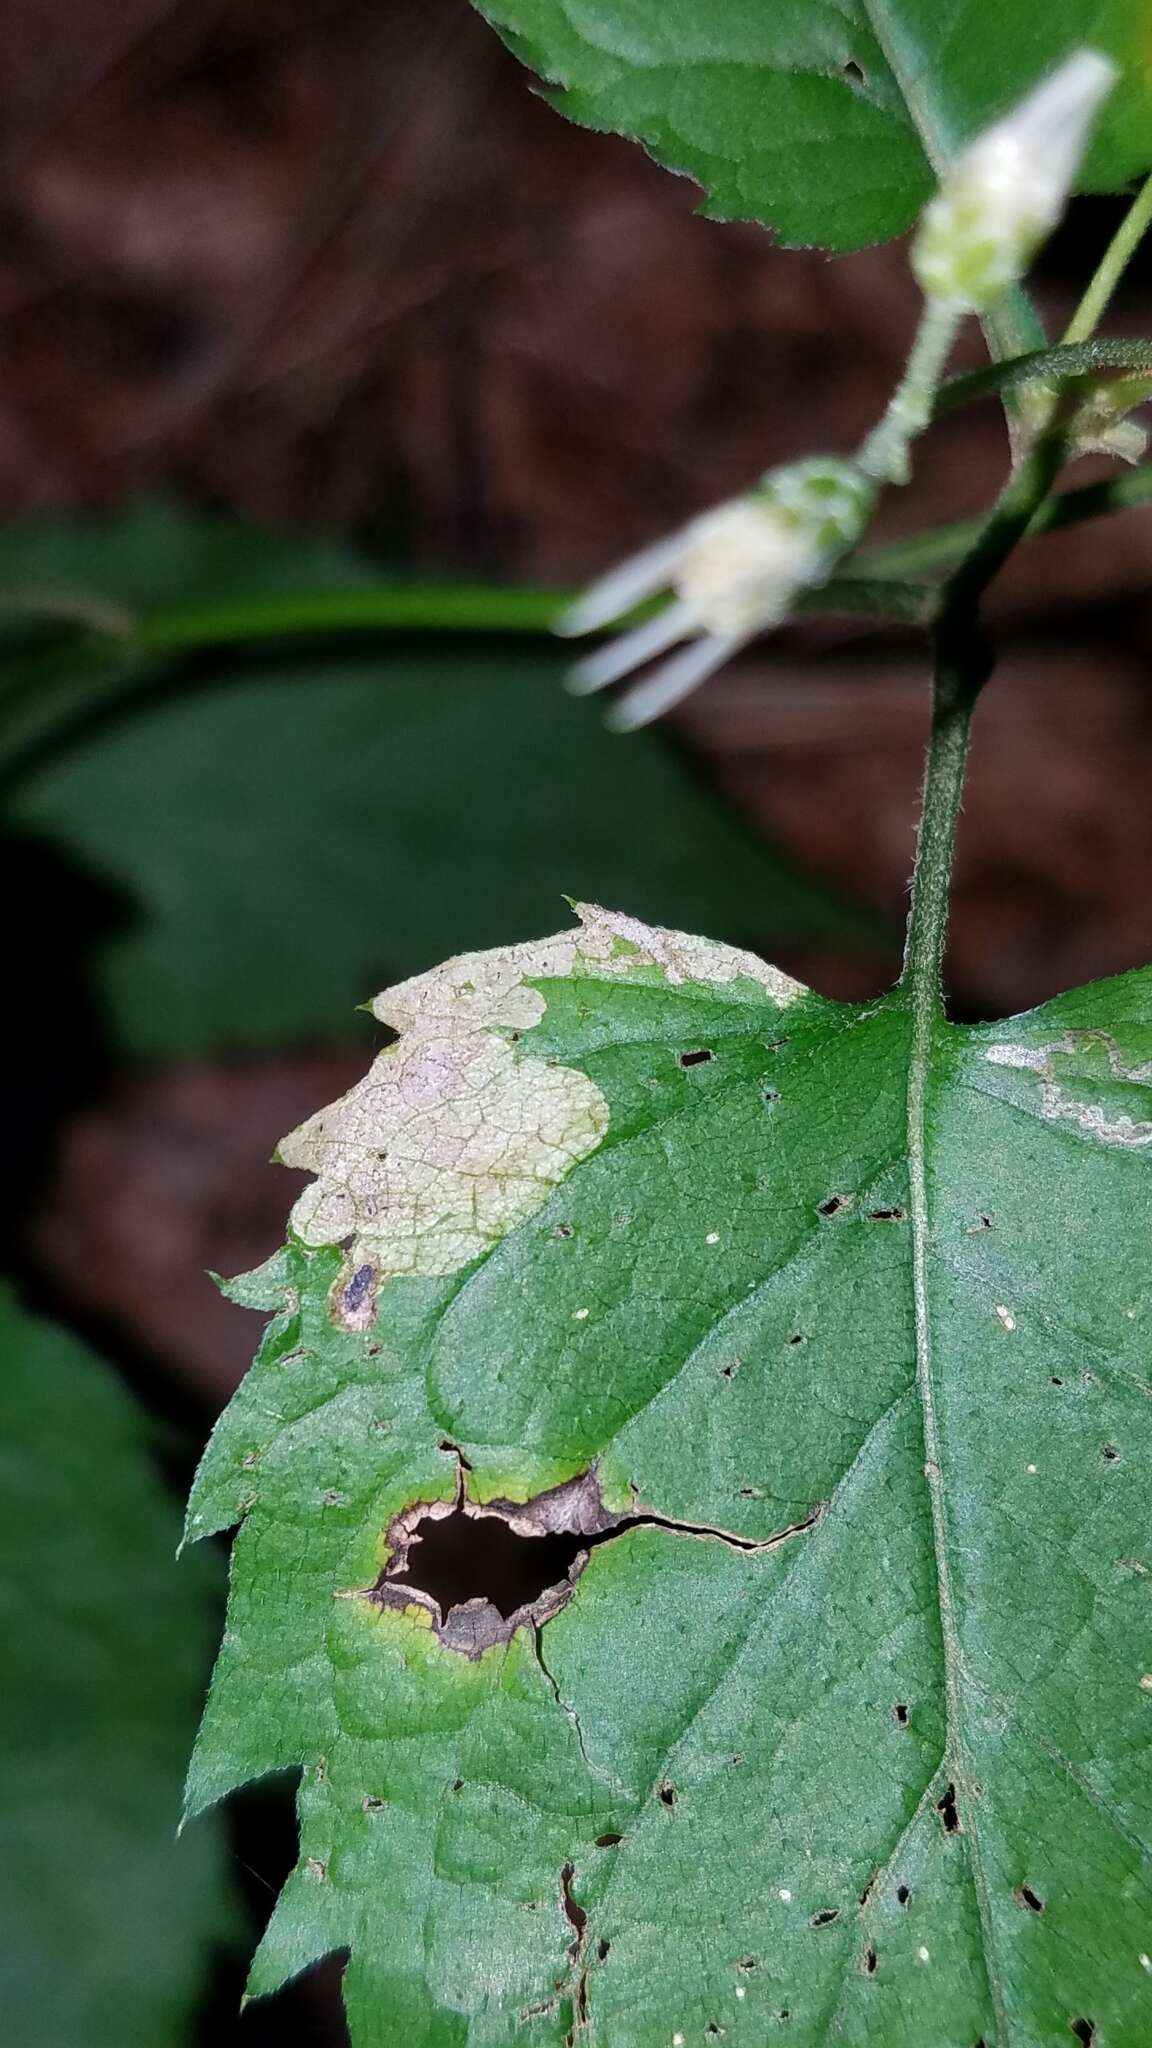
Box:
xmin=912 ymin=51 xmax=1118 ymax=312
xmin=557 ymin=457 xmax=874 ymax=727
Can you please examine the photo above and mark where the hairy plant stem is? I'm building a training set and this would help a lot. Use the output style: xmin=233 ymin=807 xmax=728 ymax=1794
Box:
xmin=1065 ymin=172 xmax=1152 ymax=344
xmin=900 ymin=424 xmax=1070 ymax=1009
xmin=858 ymin=300 xmax=961 ymax=485
xmin=899 ymin=426 xmax=1073 ymax=2046
xmin=856 ymin=457 xmax=1152 ymax=587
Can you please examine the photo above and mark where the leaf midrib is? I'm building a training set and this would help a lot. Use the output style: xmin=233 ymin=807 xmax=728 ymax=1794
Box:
xmin=856 ymin=0 xmax=955 ymax=166
xmin=906 ymin=993 xmax=1007 ymax=2044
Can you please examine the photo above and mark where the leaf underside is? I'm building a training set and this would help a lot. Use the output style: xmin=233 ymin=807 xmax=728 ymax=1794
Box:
xmin=471 ymin=0 xmax=1152 ymax=251
xmin=189 ymin=905 xmax=1152 ymax=2046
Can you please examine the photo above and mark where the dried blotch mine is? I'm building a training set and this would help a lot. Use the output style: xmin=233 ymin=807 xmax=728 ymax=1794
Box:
xmin=278 ymin=903 xmax=806 ymax=1283
xmin=985 ymin=1031 xmax=1152 ymax=1149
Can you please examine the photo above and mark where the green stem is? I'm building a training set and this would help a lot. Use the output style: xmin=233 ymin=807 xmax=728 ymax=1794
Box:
xmin=1 ymin=445 xmax=1148 ymax=784
xmin=934 ymin=339 xmax=1152 ymax=421
xmin=900 ymin=428 xmax=1069 ymax=1005
xmin=980 ymin=284 xmax=1049 ymax=448
xmin=132 ymin=581 xmax=561 ymax=653
xmin=899 ymin=652 xmax=979 ymax=1010
xmin=858 ymin=301 xmax=961 ymax=485
xmin=855 ymin=460 xmax=1152 ymax=586
xmin=1064 ymin=172 xmax=1152 ymax=344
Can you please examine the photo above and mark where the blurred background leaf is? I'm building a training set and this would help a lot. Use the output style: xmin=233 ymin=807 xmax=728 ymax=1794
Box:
xmin=0 ymin=495 xmax=376 ymax=619
xmin=0 ymin=1286 xmax=232 ymax=2047
xmin=0 ymin=506 xmax=884 ymax=1063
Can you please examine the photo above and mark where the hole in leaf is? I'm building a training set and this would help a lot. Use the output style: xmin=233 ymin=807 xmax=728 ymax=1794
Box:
xmin=597 ymin=1938 xmax=610 ymax=1961
xmin=842 ymin=57 xmax=865 ymax=83
xmin=738 ymin=1957 xmax=759 ymax=1972
xmin=375 ymin=1472 xmax=816 ymax=1654
xmin=387 ymin=1507 xmax=591 ymax=1619
xmin=555 ymin=1223 xmax=574 ymax=1239
xmin=679 ymin=1048 xmax=714 ymax=1067
xmin=896 ymin=1885 xmax=910 ymax=1906
xmin=937 ymin=1783 xmax=961 ymax=1833
xmin=1070 ymin=2023 xmax=1095 ymax=2046
xmin=1102 ymin=1444 xmax=1120 ymax=1462
xmin=865 ymin=1947 xmax=878 ymax=1974
xmin=762 ymin=1087 xmax=781 ymax=1104
xmin=788 ymin=1333 xmax=805 ymax=1346
xmin=560 ymin=1863 xmax=586 ymax=1954
xmin=659 ymin=1782 xmax=677 ymax=1807
xmin=594 ymin=1833 xmax=622 ymax=1849
xmin=452 ymin=1778 xmax=464 ymax=1791
xmin=1015 ymin=1885 xmax=1044 ymax=1913
xmin=894 ymin=1703 xmax=910 ymax=1727
xmin=1051 ymin=1377 xmax=1064 ymax=1387
xmin=866 ymin=1207 xmax=906 ymax=1222
xmin=818 ymin=1194 xmax=850 ymax=1218
xmin=705 ymin=2026 xmax=724 ymax=2038
xmin=363 ymin=1796 xmax=385 ymax=1811
xmin=811 ymin=1909 xmax=839 ymax=1927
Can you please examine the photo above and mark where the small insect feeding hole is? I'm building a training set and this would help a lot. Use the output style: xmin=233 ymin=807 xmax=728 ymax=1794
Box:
xmin=658 ymin=1782 xmax=677 ymax=1807
xmin=1070 ymin=2022 xmax=1096 ymax=2046
xmin=842 ymin=57 xmax=865 ymax=84
xmin=936 ymin=1783 xmax=961 ymax=1833
xmin=679 ymin=1048 xmax=714 ymax=1067
xmin=895 ymin=1885 xmax=910 ymax=1907
xmin=894 ymin=1702 xmax=910 ymax=1727
xmin=1015 ymin=1885 xmax=1044 ymax=1914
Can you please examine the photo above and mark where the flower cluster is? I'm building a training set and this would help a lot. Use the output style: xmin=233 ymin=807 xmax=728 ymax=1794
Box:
xmin=561 ymin=49 xmax=1117 ymax=725
xmin=558 ymin=459 xmax=874 ymax=729
xmin=912 ymin=52 xmax=1117 ymax=312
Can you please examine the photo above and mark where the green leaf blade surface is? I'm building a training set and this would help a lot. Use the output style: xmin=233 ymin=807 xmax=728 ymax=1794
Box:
xmin=190 ymin=909 xmax=1152 ymax=2044
xmin=471 ymin=0 xmax=1152 ymax=251
xmin=1 ymin=1288 xmax=232 ymax=2047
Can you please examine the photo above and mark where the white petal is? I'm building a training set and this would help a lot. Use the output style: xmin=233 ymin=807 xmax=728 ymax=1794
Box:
xmin=555 ymin=531 xmax=687 ymax=636
xmin=606 ymin=634 xmax=743 ymax=730
xmin=566 ymin=599 xmax=698 ymax=694
xmin=982 ymin=50 xmax=1116 ymax=194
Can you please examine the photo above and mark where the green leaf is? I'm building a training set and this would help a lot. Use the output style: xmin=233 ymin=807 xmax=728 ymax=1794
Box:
xmin=1 ymin=1287 xmax=232 ymax=2046
xmin=470 ymin=0 xmax=1152 ymax=251
xmin=188 ymin=908 xmax=1152 ymax=2045
xmin=7 ymin=645 xmax=880 ymax=1061
xmin=0 ymin=496 xmax=378 ymax=623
